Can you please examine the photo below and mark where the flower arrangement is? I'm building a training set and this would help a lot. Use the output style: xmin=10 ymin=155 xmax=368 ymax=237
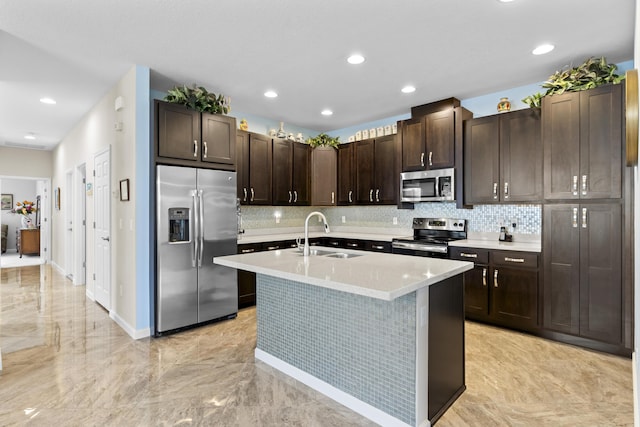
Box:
xmin=11 ymin=200 xmax=37 ymax=217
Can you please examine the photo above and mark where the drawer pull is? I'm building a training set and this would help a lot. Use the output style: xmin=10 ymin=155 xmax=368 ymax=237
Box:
xmin=266 ymin=246 xmax=278 ymax=250
xmin=504 ymin=257 xmax=525 ymax=263
xmin=241 ymin=249 xmax=255 ymax=253
xmin=460 ymin=252 xmax=478 ymax=258
xmin=372 ymin=245 xmax=384 ymax=250
xmin=347 ymin=243 xmax=358 ymax=248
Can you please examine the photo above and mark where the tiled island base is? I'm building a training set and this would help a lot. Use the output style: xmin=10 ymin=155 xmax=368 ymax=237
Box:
xmin=254 ymin=273 xmax=465 ymax=427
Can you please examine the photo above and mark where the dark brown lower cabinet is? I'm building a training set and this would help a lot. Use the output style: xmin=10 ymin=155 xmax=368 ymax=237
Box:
xmin=543 ymin=203 xmax=623 ymax=346
xmin=237 ymin=243 xmax=260 ymax=308
xmin=450 ymin=247 xmax=539 ymax=331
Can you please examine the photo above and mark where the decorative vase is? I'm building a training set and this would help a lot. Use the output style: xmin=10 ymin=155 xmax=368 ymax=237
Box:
xmin=277 ymin=122 xmax=286 ymax=138
xmin=21 ymin=216 xmax=32 ymax=229
xmin=497 ymin=97 xmax=511 ymax=113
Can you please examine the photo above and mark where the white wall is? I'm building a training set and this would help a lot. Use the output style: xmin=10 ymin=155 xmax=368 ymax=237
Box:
xmin=0 ymin=147 xmax=52 ymax=178
xmin=51 ymin=65 xmax=147 ymax=337
xmin=0 ymin=178 xmax=37 ymax=250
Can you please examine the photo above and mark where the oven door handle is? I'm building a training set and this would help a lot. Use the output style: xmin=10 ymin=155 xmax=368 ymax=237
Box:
xmin=391 ymin=241 xmax=448 ymax=253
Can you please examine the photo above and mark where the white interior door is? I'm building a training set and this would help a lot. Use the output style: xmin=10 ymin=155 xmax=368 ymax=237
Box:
xmin=74 ymin=164 xmax=86 ymax=285
xmin=64 ymin=170 xmax=74 ymax=279
xmin=94 ymin=148 xmax=111 ymax=310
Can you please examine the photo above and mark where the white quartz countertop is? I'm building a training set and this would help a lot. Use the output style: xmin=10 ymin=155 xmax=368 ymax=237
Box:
xmin=237 ymin=231 xmax=398 ymax=244
xmin=449 ymin=239 xmax=541 ymax=252
xmin=214 ymin=247 xmax=473 ymax=301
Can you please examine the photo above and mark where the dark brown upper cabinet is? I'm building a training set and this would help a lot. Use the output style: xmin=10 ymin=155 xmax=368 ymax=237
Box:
xmin=156 ymin=100 xmax=235 ymax=170
xmin=464 ymin=108 xmax=542 ymax=204
xmin=337 ymin=143 xmax=356 ymax=205
xmin=401 ymin=109 xmax=455 ymax=172
xmin=543 ymin=84 xmax=622 ymax=201
xmin=272 ymin=139 xmax=310 ymax=206
xmin=236 ymin=131 xmax=272 ymax=205
xmin=311 ymin=146 xmax=337 ymax=206
xmin=354 ymin=136 xmax=397 ymax=205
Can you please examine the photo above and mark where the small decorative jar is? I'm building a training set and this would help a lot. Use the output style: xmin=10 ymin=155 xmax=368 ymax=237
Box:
xmin=239 ymin=118 xmax=248 ymax=131
xmin=497 ymin=97 xmax=511 ymax=113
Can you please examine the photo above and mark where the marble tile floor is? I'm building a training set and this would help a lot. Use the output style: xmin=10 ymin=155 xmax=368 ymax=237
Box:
xmin=0 ymin=264 xmax=633 ymax=426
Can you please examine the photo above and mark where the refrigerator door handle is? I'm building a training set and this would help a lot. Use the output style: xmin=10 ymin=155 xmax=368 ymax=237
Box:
xmin=191 ymin=189 xmax=198 ymax=268
xmin=198 ymin=189 xmax=205 ymax=267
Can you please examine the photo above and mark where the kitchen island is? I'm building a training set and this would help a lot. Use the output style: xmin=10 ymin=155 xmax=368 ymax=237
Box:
xmin=214 ymin=247 xmax=473 ymax=427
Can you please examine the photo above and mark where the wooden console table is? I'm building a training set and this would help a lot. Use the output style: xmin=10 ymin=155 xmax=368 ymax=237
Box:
xmin=16 ymin=228 xmax=40 ymax=258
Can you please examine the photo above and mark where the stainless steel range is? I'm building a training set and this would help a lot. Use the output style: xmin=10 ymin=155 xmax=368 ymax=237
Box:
xmin=392 ymin=218 xmax=467 ymax=258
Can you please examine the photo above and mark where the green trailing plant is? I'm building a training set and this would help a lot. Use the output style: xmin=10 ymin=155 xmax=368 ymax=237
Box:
xmin=306 ymin=133 xmax=340 ymax=148
xmin=522 ymin=57 xmax=625 ymax=108
xmin=164 ymin=84 xmax=230 ymax=114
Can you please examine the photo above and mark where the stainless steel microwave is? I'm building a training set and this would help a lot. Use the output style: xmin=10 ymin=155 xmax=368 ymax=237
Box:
xmin=400 ymin=168 xmax=455 ymax=202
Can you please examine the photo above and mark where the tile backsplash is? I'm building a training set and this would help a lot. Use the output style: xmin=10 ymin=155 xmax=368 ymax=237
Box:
xmin=240 ymin=203 xmax=541 ymax=234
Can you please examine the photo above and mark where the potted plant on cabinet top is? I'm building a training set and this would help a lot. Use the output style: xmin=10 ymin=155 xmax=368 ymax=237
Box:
xmin=164 ymin=84 xmax=230 ymax=114
xmin=523 ymin=56 xmax=625 ymax=108
xmin=306 ymin=133 xmax=340 ymax=148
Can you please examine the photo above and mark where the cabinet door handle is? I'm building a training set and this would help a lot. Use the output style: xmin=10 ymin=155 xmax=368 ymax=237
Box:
xmin=241 ymin=248 xmax=255 ymax=254
xmin=581 ymin=175 xmax=588 ymax=196
xmin=294 ymin=190 xmax=298 ymax=203
xmin=331 ymin=191 xmax=335 ymax=204
xmin=572 ymin=176 xmax=578 ymax=196
xmin=428 ymin=151 xmax=433 ymax=166
xmin=193 ymin=140 xmax=198 ymax=157
xmin=504 ymin=182 xmax=509 ymax=199
xmin=243 ymin=188 xmax=248 ymax=202
xmin=288 ymin=191 xmax=292 ymax=203
xmin=494 ymin=269 xmax=499 ymax=288
xmin=348 ymin=190 xmax=353 ymax=203
xmin=493 ymin=182 xmax=498 ymax=199
xmin=375 ymin=189 xmax=380 ymax=202
xmin=482 ymin=268 xmax=487 ymax=286
xmin=582 ymin=208 xmax=587 ymax=228
xmin=572 ymin=207 xmax=578 ymax=228
xmin=203 ymin=141 xmax=208 ymax=158
xmin=420 ymin=152 xmax=425 ymax=167
xmin=250 ymin=188 xmax=255 ymax=202
xmin=460 ymin=252 xmax=478 ymax=258
xmin=369 ymin=189 xmax=373 ymax=202
xmin=504 ymin=257 xmax=525 ymax=263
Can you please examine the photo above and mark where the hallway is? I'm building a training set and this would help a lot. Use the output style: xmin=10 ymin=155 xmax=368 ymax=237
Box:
xmin=0 ymin=264 xmax=633 ymax=426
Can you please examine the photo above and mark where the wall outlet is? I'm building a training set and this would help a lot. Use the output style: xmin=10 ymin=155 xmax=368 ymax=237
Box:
xmin=275 ymin=217 xmax=280 ymax=224
xmin=393 ymin=217 xmax=398 ymax=225
xmin=341 ymin=216 xmax=346 ymax=223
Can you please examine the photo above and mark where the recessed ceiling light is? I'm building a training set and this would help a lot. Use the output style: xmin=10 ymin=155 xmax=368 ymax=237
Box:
xmin=321 ymin=109 xmax=333 ymax=116
xmin=24 ymin=134 xmax=36 ymax=140
xmin=347 ymin=54 xmax=365 ymax=65
xmin=401 ymin=85 xmax=416 ymax=94
xmin=39 ymin=97 xmax=56 ymax=105
xmin=532 ymin=44 xmax=555 ymax=55
xmin=497 ymin=0 xmax=515 ymax=3
xmin=264 ymin=90 xmax=278 ymax=98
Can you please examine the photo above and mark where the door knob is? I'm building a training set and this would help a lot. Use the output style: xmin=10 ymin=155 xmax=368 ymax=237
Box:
xmin=101 ymin=236 xmax=110 ymax=241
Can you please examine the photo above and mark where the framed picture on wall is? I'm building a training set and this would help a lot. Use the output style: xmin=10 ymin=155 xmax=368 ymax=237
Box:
xmin=1 ymin=194 xmax=13 ymax=210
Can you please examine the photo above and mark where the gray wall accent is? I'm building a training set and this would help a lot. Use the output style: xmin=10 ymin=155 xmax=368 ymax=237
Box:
xmin=256 ymin=274 xmax=417 ymax=425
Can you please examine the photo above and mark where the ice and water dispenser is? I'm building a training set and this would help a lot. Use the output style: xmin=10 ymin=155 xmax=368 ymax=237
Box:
xmin=168 ymin=208 xmax=190 ymax=243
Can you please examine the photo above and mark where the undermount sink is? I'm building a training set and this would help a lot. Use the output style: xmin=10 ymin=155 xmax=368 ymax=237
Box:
xmin=298 ymin=248 xmax=335 ymax=256
xmin=324 ymin=252 xmax=363 ymax=259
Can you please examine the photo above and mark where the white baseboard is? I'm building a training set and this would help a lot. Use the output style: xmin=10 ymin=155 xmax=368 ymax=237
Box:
xmin=50 ymin=261 xmax=64 ymax=274
xmin=109 ymin=310 xmax=150 ymax=340
xmin=255 ymin=348 xmax=413 ymax=427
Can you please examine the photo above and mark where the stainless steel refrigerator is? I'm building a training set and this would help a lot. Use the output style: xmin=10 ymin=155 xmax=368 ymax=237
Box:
xmin=155 ymin=165 xmax=238 ymax=335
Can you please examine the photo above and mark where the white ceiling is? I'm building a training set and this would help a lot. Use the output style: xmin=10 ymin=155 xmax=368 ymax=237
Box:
xmin=0 ymin=0 xmax=635 ymax=151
